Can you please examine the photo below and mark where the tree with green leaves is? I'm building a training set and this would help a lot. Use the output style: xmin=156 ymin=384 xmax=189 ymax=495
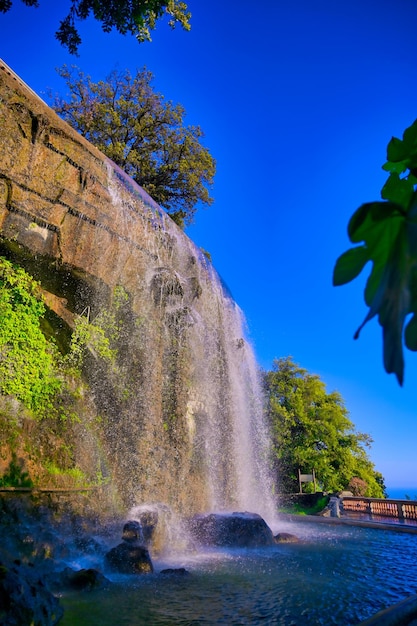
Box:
xmin=0 ymin=0 xmax=190 ymax=54
xmin=263 ymin=356 xmax=386 ymax=497
xmin=333 ymin=119 xmax=417 ymax=385
xmin=52 ymin=65 xmax=215 ymax=227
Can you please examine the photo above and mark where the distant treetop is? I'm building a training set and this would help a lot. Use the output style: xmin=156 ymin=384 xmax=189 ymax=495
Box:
xmin=0 ymin=0 xmax=191 ymax=54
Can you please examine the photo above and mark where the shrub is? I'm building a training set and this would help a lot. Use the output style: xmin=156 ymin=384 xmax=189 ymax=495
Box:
xmin=0 ymin=454 xmax=33 ymax=488
xmin=348 ymin=477 xmax=368 ymax=496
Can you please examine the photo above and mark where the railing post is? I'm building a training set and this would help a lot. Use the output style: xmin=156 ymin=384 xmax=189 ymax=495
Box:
xmin=398 ymin=502 xmax=405 ymax=521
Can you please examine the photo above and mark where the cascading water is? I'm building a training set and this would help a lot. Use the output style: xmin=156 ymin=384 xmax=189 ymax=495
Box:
xmin=186 ymin=279 xmax=276 ymax=523
xmin=106 ymin=162 xmax=277 ymax=525
xmin=0 ymin=54 xmax=278 ymax=523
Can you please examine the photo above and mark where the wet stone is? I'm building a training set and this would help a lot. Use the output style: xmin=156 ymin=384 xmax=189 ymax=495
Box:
xmin=105 ymin=543 xmax=153 ymax=574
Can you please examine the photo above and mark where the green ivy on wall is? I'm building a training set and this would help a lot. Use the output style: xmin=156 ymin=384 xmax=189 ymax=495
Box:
xmin=0 ymin=257 xmax=61 ymax=417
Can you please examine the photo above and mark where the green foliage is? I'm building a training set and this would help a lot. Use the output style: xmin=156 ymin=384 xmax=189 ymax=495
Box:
xmin=0 ymin=454 xmax=34 ymax=488
xmin=264 ymin=357 xmax=386 ymax=497
xmin=65 ymin=308 xmax=117 ymax=371
xmin=0 ymin=0 xmax=191 ymax=54
xmin=52 ymin=65 xmax=215 ymax=226
xmin=0 ymin=257 xmax=61 ymax=416
xmin=279 ymin=495 xmax=329 ymax=516
xmin=0 ymin=257 xmax=118 ymax=423
xmin=113 ymin=285 xmax=129 ymax=310
xmin=0 ymin=262 xmax=128 ymax=489
xmin=334 ymin=119 xmax=417 ymax=385
xmin=44 ymin=461 xmax=87 ymax=485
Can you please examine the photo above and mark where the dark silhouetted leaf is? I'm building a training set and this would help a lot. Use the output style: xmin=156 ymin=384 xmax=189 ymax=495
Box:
xmin=336 ymin=194 xmax=417 ymax=384
xmin=386 ymin=136 xmax=408 ymax=163
xmin=383 ymin=119 xmax=417 ymax=176
xmin=405 ymin=314 xmax=417 ymax=351
xmin=334 ymin=115 xmax=417 ymax=384
xmin=333 ymin=247 xmax=369 ymax=286
xmin=381 ymin=173 xmax=415 ymax=209
xmin=382 ymin=159 xmax=409 ymax=174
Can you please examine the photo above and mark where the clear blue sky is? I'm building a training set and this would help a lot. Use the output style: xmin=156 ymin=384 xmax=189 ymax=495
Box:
xmin=1 ymin=0 xmax=417 ymax=493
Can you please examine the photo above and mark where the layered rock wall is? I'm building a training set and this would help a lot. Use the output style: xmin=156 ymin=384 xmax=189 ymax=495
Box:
xmin=0 ymin=61 xmax=272 ymax=521
xmin=0 ymin=60 xmax=218 ymax=513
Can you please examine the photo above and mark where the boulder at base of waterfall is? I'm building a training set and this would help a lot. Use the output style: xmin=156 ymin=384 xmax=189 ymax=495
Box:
xmin=122 ymin=520 xmax=143 ymax=543
xmin=105 ymin=543 xmax=153 ymax=574
xmin=53 ymin=567 xmax=109 ymax=591
xmin=274 ymin=533 xmax=300 ymax=544
xmin=160 ymin=567 xmax=189 ymax=576
xmin=186 ymin=512 xmax=275 ymax=548
xmin=123 ymin=509 xmax=159 ymax=545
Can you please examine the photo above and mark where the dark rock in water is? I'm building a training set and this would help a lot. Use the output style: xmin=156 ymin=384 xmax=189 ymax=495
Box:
xmin=186 ymin=512 xmax=275 ymax=548
xmin=0 ymin=560 xmax=63 ymax=626
xmin=132 ymin=510 xmax=159 ymax=544
xmin=160 ymin=567 xmax=189 ymax=576
xmin=274 ymin=532 xmax=300 ymax=544
xmin=53 ymin=566 xmax=109 ymax=591
xmin=122 ymin=520 xmax=143 ymax=543
xmin=105 ymin=543 xmax=153 ymax=574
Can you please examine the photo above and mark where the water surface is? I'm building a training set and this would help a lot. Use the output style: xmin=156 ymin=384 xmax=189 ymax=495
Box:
xmin=60 ymin=520 xmax=417 ymax=625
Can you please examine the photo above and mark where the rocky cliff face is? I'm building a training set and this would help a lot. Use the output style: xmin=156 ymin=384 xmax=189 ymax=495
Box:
xmin=0 ymin=61 xmax=273 ymax=521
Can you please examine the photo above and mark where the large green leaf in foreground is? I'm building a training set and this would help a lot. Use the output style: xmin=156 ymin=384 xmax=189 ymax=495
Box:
xmin=334 ymin=119 xmax=417 ymax=385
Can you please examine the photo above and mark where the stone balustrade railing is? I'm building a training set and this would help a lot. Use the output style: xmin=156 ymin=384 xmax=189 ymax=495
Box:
xmin=341 ymin=497 xmax=417 ymax=522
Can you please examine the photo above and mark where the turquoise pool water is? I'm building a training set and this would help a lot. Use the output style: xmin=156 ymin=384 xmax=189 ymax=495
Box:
xmin=59 ymin=519 xmax=417 ymax=625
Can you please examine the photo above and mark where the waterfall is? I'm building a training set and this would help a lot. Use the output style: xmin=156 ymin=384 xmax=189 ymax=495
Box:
xmin=106 ymin=162 xmax=277 ymax=525
xmin=186 ymin=274 xmax=276 ymax=523
xmin=0 ymin=59 xmax=278 ymax=521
